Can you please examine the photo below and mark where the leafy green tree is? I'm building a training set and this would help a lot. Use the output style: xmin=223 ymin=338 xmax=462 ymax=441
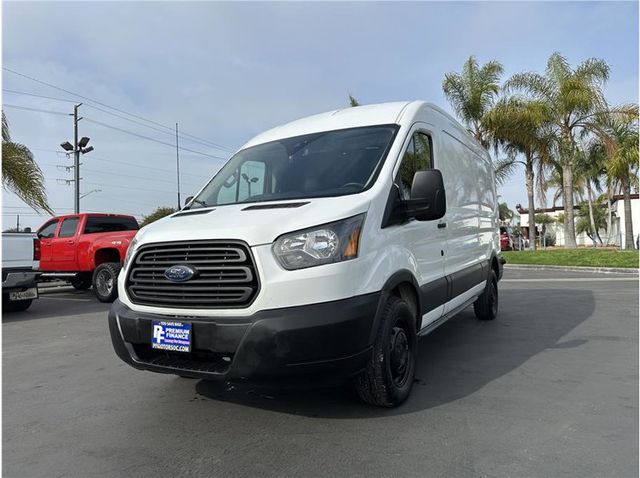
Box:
xmin=498 ymin=202 xmax=514 ymax=222
xmin=2 ymin=112 xmax=52 ymax=214
xmin=349 ymin=94 xmax=360 ymax=107
xmin=140 ymin=206 xmax=176 ymax=227
xmin=442 ymin=56 xmax=504 ymax=148
xmin=505 ymin=53 xmax=635 ymax=248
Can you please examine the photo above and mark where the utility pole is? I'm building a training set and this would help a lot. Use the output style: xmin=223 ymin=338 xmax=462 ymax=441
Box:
xmin=73 ymin=104 xmax=81 ymax=214
xmin=16 ymin=214 xmax=20 ymax=232
xmin=175 ymin=122 xmax=181 ymax=209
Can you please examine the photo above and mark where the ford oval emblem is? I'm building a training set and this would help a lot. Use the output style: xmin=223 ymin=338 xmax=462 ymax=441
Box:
xmin=164 ymin=265 xmax=196 ymax=282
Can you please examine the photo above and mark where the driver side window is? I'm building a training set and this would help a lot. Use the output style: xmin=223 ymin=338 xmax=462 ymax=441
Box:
xmin=396 ymin=132 xmax=433 ymax=200
xmin=38 ymin=220 xmax=58 ymax=239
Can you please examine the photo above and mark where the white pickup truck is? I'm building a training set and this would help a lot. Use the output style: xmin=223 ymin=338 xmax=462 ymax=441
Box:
xmin=2 ymin=232 xmax=40 ymax=311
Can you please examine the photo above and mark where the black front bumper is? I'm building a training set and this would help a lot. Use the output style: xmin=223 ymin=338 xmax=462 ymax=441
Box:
xmin=109 ymin=293 xmax=380 ymax=385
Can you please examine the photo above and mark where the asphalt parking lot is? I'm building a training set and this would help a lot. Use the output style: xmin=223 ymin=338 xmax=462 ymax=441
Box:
xmin=3 ymin=268 xmax=638 ymax=478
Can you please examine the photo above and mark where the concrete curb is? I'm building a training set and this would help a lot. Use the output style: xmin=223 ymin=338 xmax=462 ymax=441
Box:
xmin=505 ymin=263 xmax=639 ymax=275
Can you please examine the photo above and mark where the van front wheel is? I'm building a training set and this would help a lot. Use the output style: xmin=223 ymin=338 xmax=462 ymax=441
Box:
xmin=355 ymin=296 xmax=416 ymax=407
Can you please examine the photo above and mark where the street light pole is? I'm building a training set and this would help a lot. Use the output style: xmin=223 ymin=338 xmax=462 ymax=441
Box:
xmin=73 ymin=103 xmax=81 ymax=214
xmin=61 ymin=104 xmax=93 ymax=214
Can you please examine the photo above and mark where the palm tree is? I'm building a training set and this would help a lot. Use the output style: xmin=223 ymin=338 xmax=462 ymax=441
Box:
xmin=534 ymin=213 xmax=556 ymax=248
xmin=2 ymin=112 xmax=52 ymax=214
xmin=442 ymin=56 xmax=504 ymax=148
xmin=574 ymin=139 xmax=607 ymax=245
xmin=348 ymin=94 xmax=360 ymax=107
xmin=506 ymin=52 xmax=612 ymax=248
xmin=603 ymin=117 xmax=639 ymax=249
xmin=576 ymin=200 xmax=606 ymax=245
xmin=484 ymin=98 xmax=553 ymax=249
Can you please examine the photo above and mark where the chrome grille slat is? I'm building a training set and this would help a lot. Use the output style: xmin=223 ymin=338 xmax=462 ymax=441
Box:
xmin=126 ymin=241 xmax=259 ymax=308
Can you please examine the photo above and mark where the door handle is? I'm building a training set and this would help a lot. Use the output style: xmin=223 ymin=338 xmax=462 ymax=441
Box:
xmin=437 ymin=222 xmax=447 ymax=229
xmin=66 ymin=240 xmax=75 ymax=245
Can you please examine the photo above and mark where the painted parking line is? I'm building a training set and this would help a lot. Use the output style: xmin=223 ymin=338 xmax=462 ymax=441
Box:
xmin=503 ymin=278 xmax=638 ymax=282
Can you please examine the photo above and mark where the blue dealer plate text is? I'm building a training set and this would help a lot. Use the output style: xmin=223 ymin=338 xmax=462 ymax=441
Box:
xmin=151 ymin=321 xmax=191 ymax=353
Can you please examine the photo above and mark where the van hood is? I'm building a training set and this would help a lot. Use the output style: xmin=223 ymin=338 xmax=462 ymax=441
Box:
xmin=136 ymin=196 xmax=371 ymax=247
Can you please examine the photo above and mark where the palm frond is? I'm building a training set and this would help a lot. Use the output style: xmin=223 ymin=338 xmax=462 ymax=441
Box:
xmin=1 ymin=111 xmax=53 ymax=214
xmin=493 ymin=157 xmax=517 ymax=185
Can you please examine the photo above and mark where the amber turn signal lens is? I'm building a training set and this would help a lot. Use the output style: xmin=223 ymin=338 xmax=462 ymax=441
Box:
xmin=343 ymin=227 xmax=361 ymax=258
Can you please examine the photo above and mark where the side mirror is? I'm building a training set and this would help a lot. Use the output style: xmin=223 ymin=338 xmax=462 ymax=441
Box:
xmin=407 ymin=169 xmax=446 ymax=221
xmin=184 ymin=196 xmax=194 ymax=207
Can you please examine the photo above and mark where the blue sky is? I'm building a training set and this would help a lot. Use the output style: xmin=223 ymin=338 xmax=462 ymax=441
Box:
xmin=3 ymin=1 xmax=638 ymax=230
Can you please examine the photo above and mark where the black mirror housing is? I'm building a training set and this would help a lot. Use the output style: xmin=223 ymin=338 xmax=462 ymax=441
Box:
xmin=184 ymin=196 xmax=194 ymax=208
xmin=407 ymin=169 xmax=446 ymax=221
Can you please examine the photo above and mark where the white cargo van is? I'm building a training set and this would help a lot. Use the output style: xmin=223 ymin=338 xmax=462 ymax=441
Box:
xmin=109 ymin=101 xmax=503 ymax=407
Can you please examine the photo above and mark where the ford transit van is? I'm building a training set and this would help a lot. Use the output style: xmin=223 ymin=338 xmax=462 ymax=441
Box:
xmin=109 ymin=101 xmax=503 ymax=407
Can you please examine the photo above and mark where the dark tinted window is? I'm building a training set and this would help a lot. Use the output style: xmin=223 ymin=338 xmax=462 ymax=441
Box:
xmin=84 ymin=216 xmax=139 ymax=234
xmin=191 ymin=125 xmax=398 ymax=208
xmin=58 ymin=218 xmax=79 ymax=238
xmin=38 ymin=220 xmax=58 ymax=239
xmin=397 ymin=132 xmax=432 ymax=200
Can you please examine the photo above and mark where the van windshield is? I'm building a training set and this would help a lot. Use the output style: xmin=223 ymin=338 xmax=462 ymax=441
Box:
xmin=189 ymin=125 xmax=398 ymax=208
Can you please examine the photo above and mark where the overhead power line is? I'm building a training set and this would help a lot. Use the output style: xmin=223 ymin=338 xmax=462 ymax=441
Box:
xmin=3 ymin=67 xmax=234 ymax=152
xmin=83 ymin=117 xmax=227 ymax=160
xmin=31 ymin=148 xmax=209 ymax=179
xmin=85 ymin=104 xmax=228 ymax=151
xmin=3 ymin=103 xmax=69 ymax=116
xmin=5 ymin=103 xmax=228 ymax=161
xmin=3 ymin=89 xmax=77 ymax=103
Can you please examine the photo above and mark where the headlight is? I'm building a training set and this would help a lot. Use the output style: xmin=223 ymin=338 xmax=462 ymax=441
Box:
xmin=123 ymin=236 xmax=139 ymax=269
xmin=272 ymin=214 xmax=365 ymax=270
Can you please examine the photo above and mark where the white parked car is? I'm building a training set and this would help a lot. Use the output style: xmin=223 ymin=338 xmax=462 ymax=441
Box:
xmin=2 ymin=232 xmax=40 ymax=312
xmin=109 ymin=101 xmax=503 ymax=407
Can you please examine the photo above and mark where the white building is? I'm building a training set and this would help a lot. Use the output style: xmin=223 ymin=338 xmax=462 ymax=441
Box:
xmin=517 ymin=194 xmax=639 ymax=249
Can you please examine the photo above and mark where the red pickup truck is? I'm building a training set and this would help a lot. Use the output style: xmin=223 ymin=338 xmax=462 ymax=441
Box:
xmin=37 ymin=213 xmax=139 ymax=302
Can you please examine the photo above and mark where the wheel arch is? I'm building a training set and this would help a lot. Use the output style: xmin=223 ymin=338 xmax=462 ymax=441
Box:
xmin=370 ymin=270 xmax=423 ymax=343
xmin=488 ymin=251 xmax=504 ymax=282
xmin=94 ymin=248 xmax=122 ymax=269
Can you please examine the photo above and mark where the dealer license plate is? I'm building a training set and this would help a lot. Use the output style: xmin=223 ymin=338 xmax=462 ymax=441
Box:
xmin=9 ymin=288 xmax=38 ymax=301
xmin=151 ymin=321 xmax=191 ymax=353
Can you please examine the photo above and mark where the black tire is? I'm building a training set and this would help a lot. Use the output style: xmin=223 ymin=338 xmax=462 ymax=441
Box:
xmin=355 ymin=295 xmax=417 ymax=407
xmin=70 ymin=273 xmax=92 ymax=290
xmin=92 ymin=262 xmax=121 ymax=303
xmin=474 ymin=270 xmax=498 ymax=321
xmin=3 ymin=294 xmax=33 ymax=312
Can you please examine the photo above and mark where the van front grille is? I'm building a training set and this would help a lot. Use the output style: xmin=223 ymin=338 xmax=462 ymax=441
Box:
xmin=125 ymin=240 xmax=259 ymax=309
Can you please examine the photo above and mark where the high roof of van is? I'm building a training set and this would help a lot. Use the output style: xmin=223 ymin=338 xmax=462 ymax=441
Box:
xmin=240 ymin=100 xmax=487 ymax=158
xmin=241 ymin=101 xmax=415 ymax=149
